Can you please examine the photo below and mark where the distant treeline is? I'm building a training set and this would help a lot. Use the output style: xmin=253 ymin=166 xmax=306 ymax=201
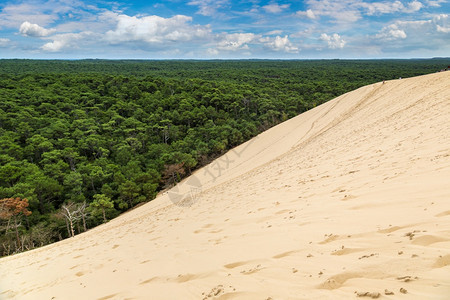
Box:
xmin=1 ymin=59 xmax=449 ymax=256
xmin=1 ymin=58 xmax=449 ymax=78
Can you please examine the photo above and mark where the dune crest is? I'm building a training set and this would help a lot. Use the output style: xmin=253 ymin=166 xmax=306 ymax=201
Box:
xmin=1 ymin=72 xmax=450 ymax=299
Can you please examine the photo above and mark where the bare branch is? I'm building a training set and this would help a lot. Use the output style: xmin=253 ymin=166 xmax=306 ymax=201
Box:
xmin=61 ymin=203 xmax=87 ymax=237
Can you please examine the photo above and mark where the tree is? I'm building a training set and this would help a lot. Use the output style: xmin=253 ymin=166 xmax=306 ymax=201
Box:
xmin=118 ymin=180 xmax=141 ymax=208
xmin=31 ymin=222 xmax=57 ymax=248
xmin=28 ymin=172 xmax=63 ymax=214
xmin=60 ymin=202 xmax=87 ymax=237
xmin=0 ymin=197 xmax=32 ymax=251
xmin=161 ymin=163 xmax=185 ymax=186
xmin=0 ymin=162 xmax=23 ymax=188
xmin=24 ymin=134 xmax=54 ymax=162
xmin=63 ymin=172 xmax=85 ymax=203
xmin=89 ymin=194 xmax=114 ymax=223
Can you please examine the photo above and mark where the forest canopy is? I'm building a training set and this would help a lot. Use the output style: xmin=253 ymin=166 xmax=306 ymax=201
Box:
xmin=1 ymin=59 xmax=449 ymax=256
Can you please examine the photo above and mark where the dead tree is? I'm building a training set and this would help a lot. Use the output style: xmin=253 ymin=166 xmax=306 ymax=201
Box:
xmin=60 ymin=202 xmax=87 ymax=238
xmin=0 ymin=197 xmax=32 ymax=252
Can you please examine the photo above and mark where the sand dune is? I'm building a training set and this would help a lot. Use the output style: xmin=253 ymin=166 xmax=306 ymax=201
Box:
xmin=1 ymin=71 xmax=450 ymax=299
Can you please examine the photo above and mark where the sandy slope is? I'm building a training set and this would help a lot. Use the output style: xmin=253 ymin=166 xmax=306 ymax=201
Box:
xmin=1 ymin=71 xmax=450 ymax=300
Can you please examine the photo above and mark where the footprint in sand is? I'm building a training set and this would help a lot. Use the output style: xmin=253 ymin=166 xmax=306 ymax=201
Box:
xmin=318 ymin=272 xmax=362 ymax=290
xmin=433 ymin=254 xmax=450 ymax=268
xmin=275 ymin=209 xmax=291 ymax=215
xmin=358 ymin=253 xmax=378 ymax=260
xmin=341 ymin=194 xmax=357 ymax=201
xmin=201 ymin=284 xmax=236 ymax=299
xmin=224 ymin=261 xmax=249 ymax=269
xmin=224 ymin=260 xmax=264 ymax=275
xmin=377 ymin=226 xmax=404 ymax=234
xmin=240 ymin=264 xmax=263 ymax=275
xmin=331 ymin=248 xmax=364 ymax=256
xmin=175 ymin=273 xmax=199 ymax=283
xmin=272 ymin=250 xmax=299 ymax=259
xmin=0 ymin=290 xmax=12 ymax=297
xmin=194 ymin=224 xmax=215 ymax=233
xmin=435 ymin=210 xmax=450 ymax=217
xmin=97 ymin=293 xmax=118 ymax=300
xmin=355 ymin=291 xmax=381 ymax=298
xmin=396 ymin=275 xmax=418 ymax=282
xmin=75 ymin=271 xmax=85 ymax=277
xmin=319 ymin=234 xmax=339 ymax=244
xmin=411 ymin=235 xmax=448 ymax=246
xmin=139 ymin=277 xmax=158 ymax=285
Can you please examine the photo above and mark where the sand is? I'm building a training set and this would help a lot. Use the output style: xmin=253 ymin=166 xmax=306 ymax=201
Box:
xmin=1 ymin=71 xmax=450 ymax=299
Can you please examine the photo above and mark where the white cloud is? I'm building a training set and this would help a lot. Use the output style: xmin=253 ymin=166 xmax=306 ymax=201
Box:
xmin=0 ymin=3 xmax=58 ymax=28
xmin=41 ymin=32 xmax=93 ymax=52
xmin=215 ymin=33 xmax=257 ymax=51
xmin=187 ymin=0 xmax=229 ymax=16
xmin=303 ymin=0 xmax=425 ymax=23
xmin=437 ymin=25 xmax=450 ymax=33
xmin=364 ymin=17 xmax=450 ymax=56
xmin=320 ymin=33 xmax=346 ymax=49
xmin=362 ymin=1 xmax=405 ymax=15
xmin=426 ymin=0 xmax=446 ymax=7
xmin=207 ymin=48 xmax=220 ymax=56
xmin=361 ymin=1 xmax=423 ymax=15
xmin=296 ymin=9 xmax=317 ymax=19
xmin=434 ymin=14 xmax=450 ymax=32
xmin=19 ymin=21 xmax=56 ymax=37
xmin=262 ymin=3 xmax=290 ymax=14
xmin=41 ymin=39 xmax=65 ymax=52
xmin=266 ymin=30 xmax=283 ymax=35
xmin=260 ymin=35 xmax=299 ymax=53
xmin=0 ymin=0 xmax=96 ymax=29
xmin=375 ymin=24 xmax=407 ymax=40
xmin=49 ymin=9 xmax=119 ymax=34
xmin=304 ymin=0 xmax=362 ymax=23
xmin=0 ymin=38 xmax=11 ymax=47
xmin=105 ymin=14 xmax=211 ymax=45
xmin=372 ymin=18 xmax=445 ymax=43
xmin=407 ymin=0 xmax=424 ymax=12
xmin=212 ymin=32 xmax=299 ymax=54
xmin=391 ymin=29 xmax=408 ymax=38
xmin=291 ymin=28 xmax=315 ymax=38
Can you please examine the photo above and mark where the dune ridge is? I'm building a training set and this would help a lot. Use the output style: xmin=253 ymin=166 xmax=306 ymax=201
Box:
xmin=1 ymin=71 xmax=450 ymax=299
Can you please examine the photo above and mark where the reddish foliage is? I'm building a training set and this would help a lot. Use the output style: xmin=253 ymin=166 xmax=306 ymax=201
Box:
xmin=161 ymin=163 xmax=185 ymax=185
xmin=0 ymin=197 xmax=32 ymax=219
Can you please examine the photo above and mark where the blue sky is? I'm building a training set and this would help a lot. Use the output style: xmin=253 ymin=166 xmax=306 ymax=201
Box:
xmin=0 ymin=0 xmax=449 ymax=59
